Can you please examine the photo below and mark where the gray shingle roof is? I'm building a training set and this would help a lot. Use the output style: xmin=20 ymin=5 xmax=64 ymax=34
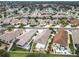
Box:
xmin=34 ymin=29 xmax=51 ymax=45
xmin=3 ymin=18 xmax=12 ymax=24
xmin=16 ymin=29 xmax=37 ymax=46
xmin=71 ymin=29 xmax=79 ymax=44
xmin=0 ymin=29 xmax=23 ymax=44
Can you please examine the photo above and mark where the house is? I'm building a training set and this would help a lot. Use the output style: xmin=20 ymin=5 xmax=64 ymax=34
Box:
xmin=28 ymin=19 xmax=38 ymax=25
xmin=71 ymin=29 xmax=79 ymax=48
xmin=19 ymin=18 xmax=28 ymax=25
xmin=34 ymin=29 xmax=51 ymax=50
xmin=0 ymin=28 xmax=5 ymax=35
xmin=53 ymin=28 xmax=68 ymax=47
xmin=36 ymin=19 xmax=47 ymax=26
xmin=52 ymin=28 xmax=69 ymax=54
xmin=10 ymin=18 xmax=19 ymax=25
xmin=0 ymin=29 xmax=23 ymax=44
xmin=16 ymin=29 xmax=37 ymax=47
xmin=67 ymin=17 xmax=79 ymax=26
xmin=49 ymin=19 xmax=58 ymax=25
xmin=3 ymin=18 xmax=12 ymax=24
xmin=0 ymin=18 xmax=4 ymax=25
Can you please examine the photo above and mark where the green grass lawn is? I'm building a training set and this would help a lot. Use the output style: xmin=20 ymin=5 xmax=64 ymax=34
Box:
xmin=26 ymin=53 xmax=76 ymax=57
xmin=11 ymin=46 xmax=29 ymax=51
xmin=69 ymin=34 xmax=75 ymax=54
xmin=59 ymin=19 xmax=68 ymax=27
xmin=10 ymin=43 xmax=29 ymax=52
xmin=9 ymin=51 xmax=76 ymax=57
xmin=9 ymin=52 xmax=27 ymax=57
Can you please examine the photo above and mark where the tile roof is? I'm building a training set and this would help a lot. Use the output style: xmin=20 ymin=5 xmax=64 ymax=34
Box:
xmin=53 ymin=28 xmax=68 ymax=47
xmin=68 ymin=18 xmax=79 ymax=25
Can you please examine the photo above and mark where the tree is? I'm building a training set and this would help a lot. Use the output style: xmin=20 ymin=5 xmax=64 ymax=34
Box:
xmin=13 ymin=10 xmax=18 ymax=14
xmin=4 ymin=12 xmax=7 ymax=18
xmin=75 ymin=48 xmax=79 ymax=56
xmin=49 ymin=16 xmax=53 ymax=20
xmin=7 ymin=25 xmax=14 ymax=31
xmin=0 ymin=15 xmax=2 ymax=18
xmin=59 ymin=19 xmax=68 ymax=27
xmin=0 ymin=42 xmax=2 ymax=46
xmin=28 ymin=16 xmax=31 ymax=19
xmin=19 ymin=23 xmax=25 ymax=28
xmin=0 ymin=50 xmax=10 ymax=57
xmin=38 ymin=4 xmax=43 ymax=10
xmin=35 ymin=17 xmax=38 ymax=22
xmin=7 ymin=27 xmax=12 ymax=31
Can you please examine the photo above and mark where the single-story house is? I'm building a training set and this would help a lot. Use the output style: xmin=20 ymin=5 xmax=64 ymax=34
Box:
xmin=34 ymin=29 xmax=52 ymax=50
xmin=71 ymin=29 xmax=79 ymax=48
xmin=0 ymin=29 xmax=23 ymax=44
xmin=52 ymin=28 xmax=69 ymax=54
xmin=16 ymin=29 xmax=37 ymax=47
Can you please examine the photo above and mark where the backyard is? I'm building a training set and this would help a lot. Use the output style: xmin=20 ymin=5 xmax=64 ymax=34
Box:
xmin=10 ymin=42 xmax=29 ymax=52
xmin=9 ymin=51 xmax=76 ymax=57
